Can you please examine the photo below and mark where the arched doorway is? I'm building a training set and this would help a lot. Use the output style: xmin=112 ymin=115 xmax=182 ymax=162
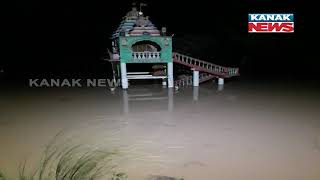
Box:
xmin=131 ymin=40 xmax=161 ymax=52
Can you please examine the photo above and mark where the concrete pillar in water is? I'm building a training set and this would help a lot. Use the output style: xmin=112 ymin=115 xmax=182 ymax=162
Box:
xmin=120 ymin=62 xmax=128 ymax=89
xmin=193 ymin=69 xmax=199 ymax=87
xmin=217 ymin=78 xmax=224 ymax=91
xmin=218 ymin=78 xmax=224 ymax=85
xmin=167 ymin=62 xmax=174 ymax=88
xmin=162 ymin=79 xmax=167 ymax=86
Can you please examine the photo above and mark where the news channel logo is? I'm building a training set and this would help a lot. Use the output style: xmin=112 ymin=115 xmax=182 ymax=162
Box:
xmin=248 ymin=14 xmax=294 ymax=33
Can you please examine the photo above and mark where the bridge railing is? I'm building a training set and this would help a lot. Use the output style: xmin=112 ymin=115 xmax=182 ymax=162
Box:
xmin=174 ymin=73 xmax=215 ymax=88
xmin=174 ymin=75 xmax=192 ymax=87
xmin=173 ymin=52 xmax=239 ymax=77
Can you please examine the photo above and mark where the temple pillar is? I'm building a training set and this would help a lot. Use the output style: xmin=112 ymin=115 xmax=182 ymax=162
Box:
xmin=120 ymin=62 xmax=128 ymax=89
xmin=167 ymin=62 xmax=174 ymax=88
xmin=218 ymin=78 xmax=224 ymax=85
xmin=193 ymin=69 xmax=199 ymax=87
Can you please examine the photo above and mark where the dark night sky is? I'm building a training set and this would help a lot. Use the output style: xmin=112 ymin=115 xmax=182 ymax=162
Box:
xmin=2 ymin=0 xmax=315 ymax=81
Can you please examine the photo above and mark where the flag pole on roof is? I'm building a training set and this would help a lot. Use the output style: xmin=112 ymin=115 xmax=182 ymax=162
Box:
xmin=139 ymin=3 xmax=147 ymax=16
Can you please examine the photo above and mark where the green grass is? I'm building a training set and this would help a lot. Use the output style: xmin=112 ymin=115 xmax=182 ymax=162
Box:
xmin=109 ymin=172 xmax=128 ymax=180
xmin=0 ymin=132 xmax=184 ymax=180
xmin=0 ymin=146 xmax=128 ymax=180
xmin=0 ymin=171 xmax=8 ymax=180
xmin=0 ymin=132 xmax=128 ymax=180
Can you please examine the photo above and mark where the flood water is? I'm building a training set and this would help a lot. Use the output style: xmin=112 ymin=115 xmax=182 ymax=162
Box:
xmin=1 ymin=80 xmax=320 ymax=180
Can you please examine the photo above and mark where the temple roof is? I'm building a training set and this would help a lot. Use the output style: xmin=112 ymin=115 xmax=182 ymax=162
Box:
xmin=112 ymin=6 xmax=160 ymax=39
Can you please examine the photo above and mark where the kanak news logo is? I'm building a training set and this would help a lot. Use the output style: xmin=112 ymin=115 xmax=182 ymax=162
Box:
xmin=248 ymin=14 xmax=294 ymax=33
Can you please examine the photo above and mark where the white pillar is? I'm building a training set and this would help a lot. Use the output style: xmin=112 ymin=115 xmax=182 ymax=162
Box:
xmin=218 ymin=78 xmax=224 ymax=85
xmin=217 ymin=78 xmax=224 ymax=92
xmin=193 ymin=69 xmax=199 ymax=87
xmin=167 ymin=62 xmax=174 ymax=88
xmin=120 ymin=62 xmax=128 ymax=89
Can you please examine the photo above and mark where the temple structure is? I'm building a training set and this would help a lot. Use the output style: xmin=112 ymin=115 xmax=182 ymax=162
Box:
xmin=106 ymin=4 xmax=239 ymax=89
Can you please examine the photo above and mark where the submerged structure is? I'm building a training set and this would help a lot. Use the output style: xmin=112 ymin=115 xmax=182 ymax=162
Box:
xmin=106 ymin=4 xmax=239 ymax=89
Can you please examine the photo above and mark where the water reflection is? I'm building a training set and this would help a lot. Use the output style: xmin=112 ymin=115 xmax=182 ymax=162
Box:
xmin=122 ymin=88 xmax=174 ymax=113
xmin=193 ymin=86 xmax=199 ymax=101
xmin=122 ymin=90 xmax=129 ymax=114
xmin=168 ymin=88 xmax=174 ymax=112
xmin=121 ymin=84 xmax=224 ymax=113
xmin=217 ymin=84 xmax=224 ymax=92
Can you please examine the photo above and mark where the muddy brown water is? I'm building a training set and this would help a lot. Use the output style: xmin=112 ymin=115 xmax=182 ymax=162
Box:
xmin=1 ymin=81 xmax=320 ymax=180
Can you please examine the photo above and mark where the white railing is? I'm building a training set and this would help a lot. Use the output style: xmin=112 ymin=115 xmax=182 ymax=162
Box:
xmin=132 ymin=52 xmax=161 ymax=60
xmin=173 ymin=52 xmax=239 ymax=77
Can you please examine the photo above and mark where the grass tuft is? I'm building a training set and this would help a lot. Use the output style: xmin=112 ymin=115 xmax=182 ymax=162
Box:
xmin=0 ymin=131 xmax=127 ymax=180
xmin=110 ymin=172 xmax=128 ymax=180
xmin=0 ymin=171 xmax=8 ymax=180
